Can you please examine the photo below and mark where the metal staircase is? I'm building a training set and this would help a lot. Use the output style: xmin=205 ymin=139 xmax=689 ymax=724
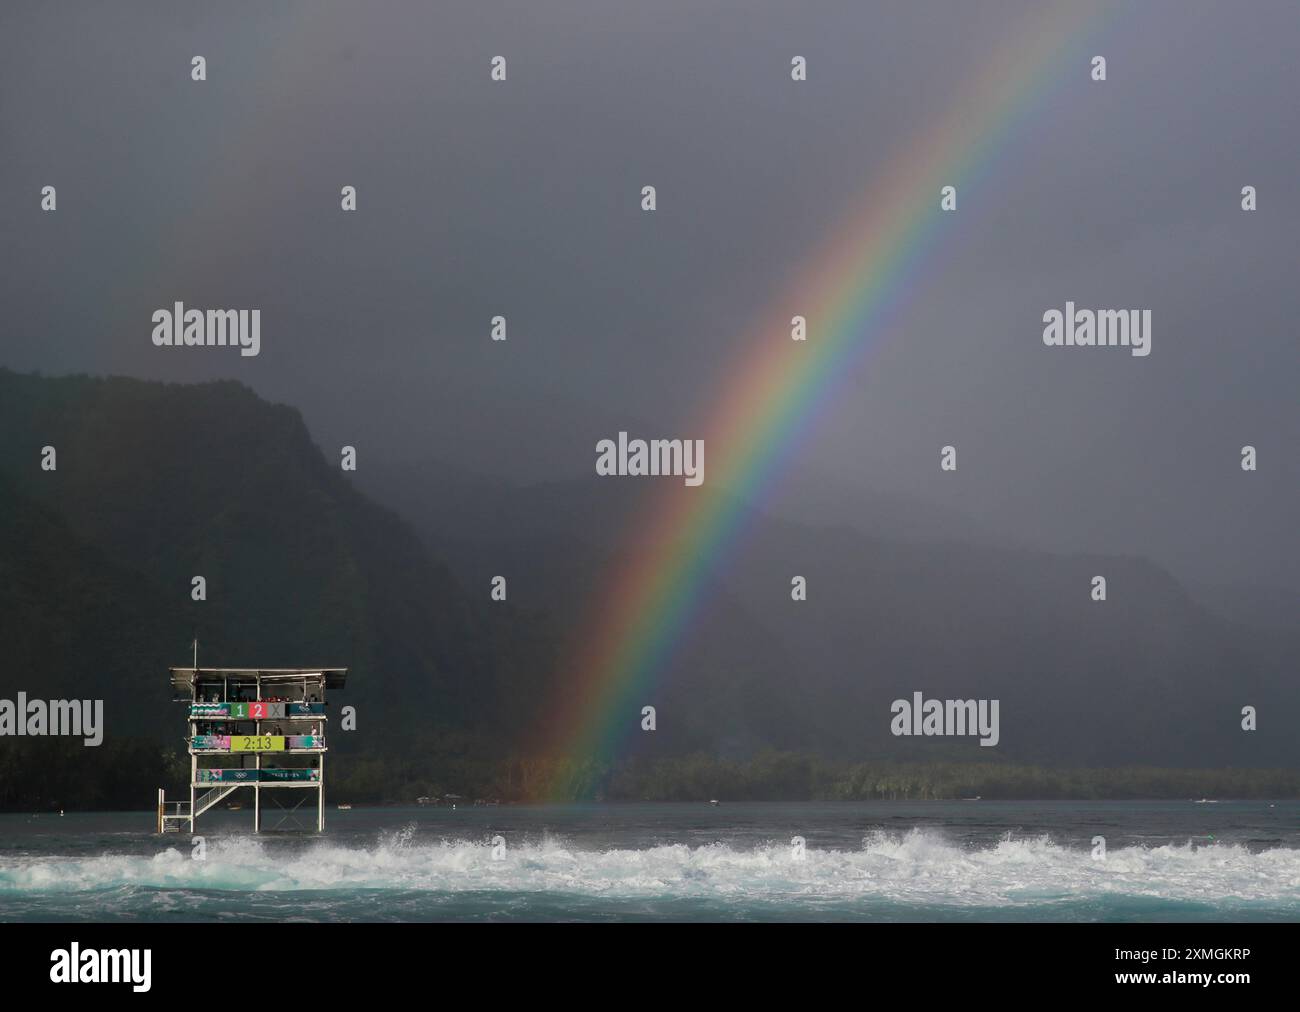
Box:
xmin=193 ymin=784 xmax=240 ymax=818
xmin=157 ymin=784 xmax=240 ymax=833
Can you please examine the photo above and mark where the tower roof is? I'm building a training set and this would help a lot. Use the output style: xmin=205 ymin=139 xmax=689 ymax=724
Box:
xmin=170 ymin=667 xmax=347 ymax=700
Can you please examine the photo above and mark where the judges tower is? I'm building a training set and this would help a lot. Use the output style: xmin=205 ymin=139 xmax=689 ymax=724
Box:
xmin=157 ymin=667 xmax=346 ymax=833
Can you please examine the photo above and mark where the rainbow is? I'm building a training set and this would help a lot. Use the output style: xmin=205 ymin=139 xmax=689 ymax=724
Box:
xmin=534 ymin=2 xmax=1115 ymax=797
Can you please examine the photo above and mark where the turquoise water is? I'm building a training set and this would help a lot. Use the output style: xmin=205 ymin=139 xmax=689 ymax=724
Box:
xmin=1 ymin=801 xmax=1297 ymax=921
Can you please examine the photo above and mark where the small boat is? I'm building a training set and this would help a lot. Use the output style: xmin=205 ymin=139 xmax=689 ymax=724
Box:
xmin=227 ymin=802 xmax=243 ymax=811
xmin=709 ymin=799 xmax=719 ymax=806
xmin=1193 ymin=799 xmax=1219 ymax=804
xmin=336 ymin=803 xmax=352 ymax=811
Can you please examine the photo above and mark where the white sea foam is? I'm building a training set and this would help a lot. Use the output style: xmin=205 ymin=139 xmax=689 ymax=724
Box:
xmin=3 ymin=829 xmax=1299 ymax=910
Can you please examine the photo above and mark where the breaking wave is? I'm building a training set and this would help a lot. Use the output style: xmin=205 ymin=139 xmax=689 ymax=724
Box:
xmin=3 ymin=829 xmax=1299 ymax=919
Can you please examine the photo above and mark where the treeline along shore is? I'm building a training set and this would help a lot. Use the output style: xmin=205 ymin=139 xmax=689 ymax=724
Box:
xmin=3 ymin=738 xmax=1299 ymax=811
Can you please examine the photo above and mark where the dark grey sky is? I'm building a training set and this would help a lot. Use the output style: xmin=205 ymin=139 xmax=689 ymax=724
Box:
xmin=2 ymin=0 xmax=1296 ymax=591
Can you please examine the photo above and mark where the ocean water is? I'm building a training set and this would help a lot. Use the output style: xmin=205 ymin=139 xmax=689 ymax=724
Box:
xmin=1 ymin=801 xmax=1297 ymax=921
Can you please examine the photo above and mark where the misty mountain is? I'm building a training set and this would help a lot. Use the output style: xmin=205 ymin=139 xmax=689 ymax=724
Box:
xmin=361 ymin=451 xmax=1300 ymax=767
xmin=1 ymin=369 xmax=1294 ymax=775
xmin=0 ymin=369 xmax=553 ymax=756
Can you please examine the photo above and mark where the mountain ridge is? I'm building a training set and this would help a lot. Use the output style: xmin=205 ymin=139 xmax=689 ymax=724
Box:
xmin=1 ymin=368 xmax=1294 ymax=780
